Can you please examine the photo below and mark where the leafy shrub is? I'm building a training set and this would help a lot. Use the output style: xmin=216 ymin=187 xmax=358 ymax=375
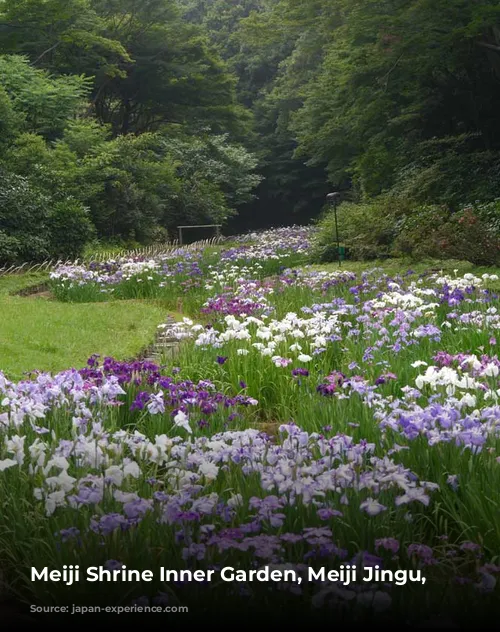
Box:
xmin=311 ymin=196 xmax=410 ymax=262
xmin=47 ymin=198 xmax=95 ymax=260
xmin=0 ymin=230 xmax=20 ymax=265
xmin=442 ymin=207 xmax=500 ymax=266
xmin=473 ymin=199 xmax=500 ymax=234
xmin=0 ymin=171 xmax=95 ymax=263
xmin=392 ymin=205 xmax=452 ymax=259
xmin=394 ymin=204 xmax=500 ymax=265
xmin=0 ymin=170 xmax=51 ymax=262
xmin=313 ymin=194 xmax=500 ymax=266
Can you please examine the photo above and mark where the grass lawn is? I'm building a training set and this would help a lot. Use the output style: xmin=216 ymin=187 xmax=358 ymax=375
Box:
xmin=0 ymin=274 xmax=169 ymax=380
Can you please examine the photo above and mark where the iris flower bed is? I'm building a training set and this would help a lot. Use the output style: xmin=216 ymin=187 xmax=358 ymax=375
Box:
xmin=2 ymin=228 xmax=500 ymax=623
xmin=48 ymin=226 xmax=313 ymax=307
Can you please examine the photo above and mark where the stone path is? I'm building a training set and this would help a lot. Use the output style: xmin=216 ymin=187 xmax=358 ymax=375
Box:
xmin=140 ymin=314 xmax=182 ymax=365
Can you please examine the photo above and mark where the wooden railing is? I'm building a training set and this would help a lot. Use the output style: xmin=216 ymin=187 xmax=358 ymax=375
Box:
xmin=0 ymin=235 xmax=228 ymax=277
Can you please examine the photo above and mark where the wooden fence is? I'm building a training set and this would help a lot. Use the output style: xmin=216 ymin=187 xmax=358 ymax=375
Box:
xmin=0 ymin=235 xmax=228 ymax=278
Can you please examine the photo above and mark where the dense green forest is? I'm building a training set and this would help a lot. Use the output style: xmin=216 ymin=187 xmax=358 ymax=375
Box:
xmin=1 ymin=0 xmax=500 ymax=263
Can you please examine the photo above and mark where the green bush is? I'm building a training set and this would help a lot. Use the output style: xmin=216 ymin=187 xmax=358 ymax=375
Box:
xmin=0 ymin=230 xmax=20 ymax=265
xmin=392 ymin=204 xmax=452 ymax=259
xmin=47 ymin=198 xmax=95 ymax=261
xmin=0 ymin=171 xmax=96 ymax=263
xmin=473 ymin=199 xmax=500 ymax=234
xmin=313 ymin=195 xmax=500 ymax=266
xmin=0 ymin=171 xmax=52 ymax=262
xmin=442 ymin=207 xmax=500 ymax=266
xmin=393 ymin=204 xmax=500 ymax=265
xmin=311 ymin=196 xmax=410 ymax=262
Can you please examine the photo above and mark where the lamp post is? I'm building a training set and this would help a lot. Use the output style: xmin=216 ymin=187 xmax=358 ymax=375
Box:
xmin=326 ymin=192 xmax=342 ymax=267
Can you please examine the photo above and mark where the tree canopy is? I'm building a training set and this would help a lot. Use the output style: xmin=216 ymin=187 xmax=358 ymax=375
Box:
xmin=2 ymin=0 xmax=500 ymax=261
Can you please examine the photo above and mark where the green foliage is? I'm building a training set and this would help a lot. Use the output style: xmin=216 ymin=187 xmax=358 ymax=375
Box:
xmin=62 ymin=119 xmax=112 ymax=157
xmin=0 ymin=0 xmax=131 ymax=78
xmin=0 ymin=117 xmax=261 ymax=246
xmin=47 ymin=199 xmax=96 ymax=260
xmin=288 ymin=0 xmax=500 ymax=203
xmin=75 ymin=132 xmax=180 ymax=241
xmin=0 ymin=230 xmax=20 ymax=265
xmin=198 ymin=0 xmax=500 ymax=228
xmin=162 ymin=130 xmax=262 ymax=226
xmin=179 ymin=0 xmax=333 ymax=230
xmin=0 ymin=171 xmax=52 ymax=263
xmin=314 ymin=197 xmax=500 ymax=266
xmin=0 ymin=3 xmax=262 ymax=253
xmin=3 ymin=0 xmax=500 ymax=253
xmin=0 ymin=55 xmax=92 ymax=139
xmin=392 ymin=136 xmax=500 ymax=206
xmin=86 ymin=0 xmax=249 ymax=137
xmin=394 ymin=204 xmax=500 ymax=266
xmin=312 ymin=197 xmax=410 ymax=262
xmin=393 ymin=204 xmax=454 ymax=259
xmin=0 ymin=84 xmax=23 ymax=144
xmin=0 ymin=170 xmax=97 ymax=264
xmin=474 ymin=199 xmax=500 ymax=234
